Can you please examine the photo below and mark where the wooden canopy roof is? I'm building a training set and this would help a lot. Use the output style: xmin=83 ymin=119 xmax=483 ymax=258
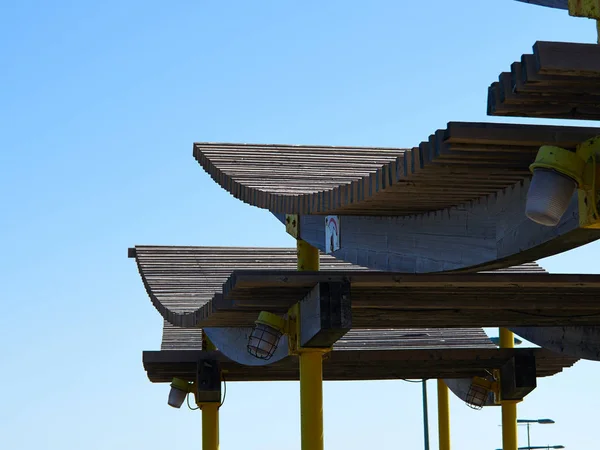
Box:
xmin=193 ymin=121 xmax=600 ymax=216
xmin=135 ymin=246 xmax=578 ymax=382
xmin=488 ymin=41 xmax=600 ymax=120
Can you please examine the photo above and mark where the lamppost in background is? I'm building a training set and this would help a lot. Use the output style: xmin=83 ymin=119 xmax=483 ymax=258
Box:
xmin=495 ymin=446 xmax=564 ymax=450
xmin=518 ymin=418 xmax=556 ymax=449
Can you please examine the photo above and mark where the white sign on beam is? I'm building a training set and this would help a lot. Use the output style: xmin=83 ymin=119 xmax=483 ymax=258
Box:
xmin=325 ymin=216 xmax=340 ymax=254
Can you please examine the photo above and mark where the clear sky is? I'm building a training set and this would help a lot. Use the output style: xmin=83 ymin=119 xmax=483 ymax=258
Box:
xmin=2 ymin=1 xmax=600 ymax=449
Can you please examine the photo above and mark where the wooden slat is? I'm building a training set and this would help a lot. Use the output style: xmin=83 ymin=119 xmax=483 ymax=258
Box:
xmin=488 ymin=41 xmax=600 ymax=120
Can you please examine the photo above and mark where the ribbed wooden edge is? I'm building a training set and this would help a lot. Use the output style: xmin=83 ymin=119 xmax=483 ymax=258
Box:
xmin=193 ymin=121 xmax=600 ymax=216
xmin=488 ymin=41 xmax=600 ymax=120
xmin=132 ymin=246 xmax=369 ymax=329
xmin=131 ymin=245 xmax=547 ymax=329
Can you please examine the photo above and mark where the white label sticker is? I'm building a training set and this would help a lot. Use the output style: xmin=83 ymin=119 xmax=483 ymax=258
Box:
xmin=325 ymin=216 xmax=340 ymax=254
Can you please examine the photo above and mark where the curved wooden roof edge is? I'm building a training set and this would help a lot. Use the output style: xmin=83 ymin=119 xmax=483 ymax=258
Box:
xmin=193 ymin=121 xmax=600 ymax=216
xmin=130 ymin=245 xmax=547 ymax=329
xmin=130 ymin=246 xmax=369 ymax=328
xmin=193 ymin=141 xmax=407 ymax=215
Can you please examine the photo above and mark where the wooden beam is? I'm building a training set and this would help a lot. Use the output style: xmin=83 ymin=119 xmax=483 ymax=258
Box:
xmin=299 ymin=282 xmax=352 ymax=348
xmin=142 ymin=348 xmax=577 ymax=383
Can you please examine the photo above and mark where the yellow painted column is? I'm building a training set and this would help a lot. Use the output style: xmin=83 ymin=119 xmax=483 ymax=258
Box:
xmin=296 ymin=239 xmax=323 ymax=450
xmin=500 ymin=328 xmax=517 ymax=450
xmin=437 ymin=380 xmax=451 ymax=450
xmin=300 ymin=349 xmax=326 ymax=450
xmin=202 ymin=403 xmax=219 ymax=450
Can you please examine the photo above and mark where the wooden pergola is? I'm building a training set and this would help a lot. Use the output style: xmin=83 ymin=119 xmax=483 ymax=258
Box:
xmin=132 ymin=32 xmax=600 ymax=450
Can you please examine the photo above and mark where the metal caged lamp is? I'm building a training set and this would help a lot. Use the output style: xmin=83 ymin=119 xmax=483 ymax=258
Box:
xmin=465 ymin=376 xmax=498 ymax=410
xmin=247 ymin=311 xmax=287 ymax=360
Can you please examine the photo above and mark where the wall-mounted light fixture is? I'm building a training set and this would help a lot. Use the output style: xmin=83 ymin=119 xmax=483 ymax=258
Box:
xmin=168 ymin=378 xmax=193 ymax=408
xmin=526 ymin=137 xmax=600 ymax=227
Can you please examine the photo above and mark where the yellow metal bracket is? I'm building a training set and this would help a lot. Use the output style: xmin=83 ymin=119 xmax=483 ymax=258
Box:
xmin=569 ymin=0 xmax=600 ymax=20
xmin=287 ymin=303 xmax=299 ymax=355
xmin=285 ymin=303 xmax=332 ymax=356
xmin=568 ymin=0 xmax=600 ymax=41
xmin=530 ymin=145 xmax=585 ymax=186
xmin=530 ymin=136 xmax=600 ymax=228
xmin=202 ymin=334 xmax=217 ymax=351
xmin=285 ymin=214 xmax=299 ymax=238
xmin=576 ymin=136 xmax=600 ymax=228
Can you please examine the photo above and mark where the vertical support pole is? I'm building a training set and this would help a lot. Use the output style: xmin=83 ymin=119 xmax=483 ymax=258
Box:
xmin=423 ymin=380 xmax=430 ymax=450
xmin=202 ymin=403 xmax=219 ymax=450
xmin=300 ymin=349 xmax=325 ymax=450
xmin=500 ymin=328 xmax=518 ymax=450
xmin=437 ymin=380 xmax=451 ymax=450
xmin=200 ymin=336 xmax=219 ymax=450
xmin=297 ymin=239 xmax=323 ymax=450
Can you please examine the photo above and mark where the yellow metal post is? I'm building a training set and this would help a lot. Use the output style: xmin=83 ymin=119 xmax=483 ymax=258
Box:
xmin=299 ymin=349 xmax=326 ymax=450
xmin=296 ymin=239 xmax=324 ymax=450
xmin=200 ymin=336 xmax=219 ymax=450
xmin=500 ymin=328 xmax=518 ymax=450
xmin=202 ymin=403 xmax=219 ymax=450
xmin=437 ymin=380 xmax=451 ymax=450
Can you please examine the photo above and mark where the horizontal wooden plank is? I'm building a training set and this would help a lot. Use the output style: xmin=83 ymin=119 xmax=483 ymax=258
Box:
xmin=142 ymin=347 xmax=577 ymax=382
xmin=534 ymin=41 xmax=600 ymax=77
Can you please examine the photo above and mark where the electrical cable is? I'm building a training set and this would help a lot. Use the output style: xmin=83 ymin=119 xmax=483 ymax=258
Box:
xmin=505 ymin=309 xmax=600 ymax=318
xmin=220 ymin=374 xmax=227 ymax=407
xmin=187 ymin=392 xmax=199 ymax=410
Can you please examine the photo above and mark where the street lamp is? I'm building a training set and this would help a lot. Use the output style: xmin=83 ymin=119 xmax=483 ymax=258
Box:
xmin=517 ymin=418 xmax=556 ymax=449
xmin=495 ymin=447 xmax=564 ymax=450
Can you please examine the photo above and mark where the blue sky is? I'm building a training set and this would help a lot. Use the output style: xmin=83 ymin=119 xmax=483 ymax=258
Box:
xmin=2 ymin=1 xmax=600 ymax=449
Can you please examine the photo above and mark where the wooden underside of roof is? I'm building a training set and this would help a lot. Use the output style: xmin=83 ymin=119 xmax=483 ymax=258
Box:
xmin=193 ymin=121 xmax=600 ymax=216
xmin=488 ymin=41 xmax=600 ymax=120
xmin=161 ymin=322 xmax=496 ymax=351
xmin=143 ymin=348 xmax=577 ymax=383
